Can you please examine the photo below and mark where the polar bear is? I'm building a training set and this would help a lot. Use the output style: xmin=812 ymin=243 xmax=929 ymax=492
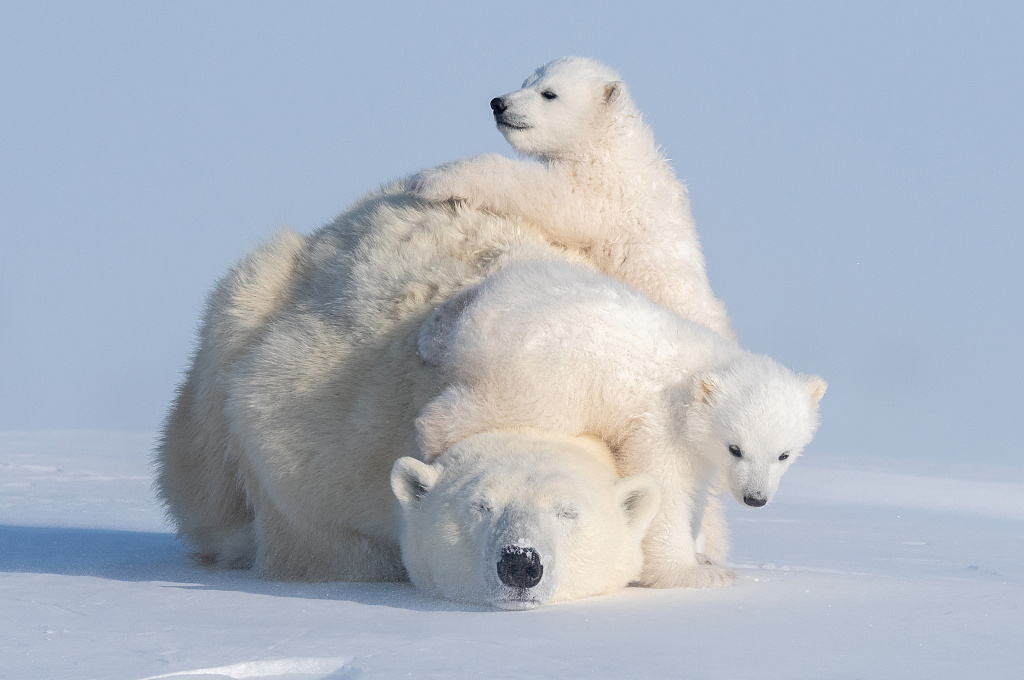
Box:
xmin=416 ymin=260 xmax=827 ymax=589
xmin=410 ymin=56 xmax=733 ymax=339
xmin=391 ymin=430 xmax=660 ymax=609
xmin=155 ymin=183 xmax=671 ymax=603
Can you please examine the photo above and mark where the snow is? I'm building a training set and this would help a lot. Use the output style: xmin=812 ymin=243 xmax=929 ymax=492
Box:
xmin=2 ymin=431 xmax=1021 ymax=679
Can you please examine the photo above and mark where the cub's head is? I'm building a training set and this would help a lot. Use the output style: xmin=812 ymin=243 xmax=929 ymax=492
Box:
xmin=489 ymin=56 xmax=635 ymax=159
xmin=391 ymin=431 xmax=660 ymax=610
xmin=684 ymin=355 xmax=827 ymax=508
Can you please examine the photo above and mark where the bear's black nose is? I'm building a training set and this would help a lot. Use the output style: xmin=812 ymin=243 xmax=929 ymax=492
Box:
xmin=743 ymin=495 xmax=767 ymax=507
xmin=490 ymin=97 xmax=507 ymax=114
xmin=497 ymin=546 xmax=543 ymax=588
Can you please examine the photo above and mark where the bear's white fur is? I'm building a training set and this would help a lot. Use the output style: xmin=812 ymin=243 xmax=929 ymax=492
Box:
xmin=156 ymin=184 xmax=694 ymax=601
xmin=157 ymin=184 xmax=569 ymax=580
xmin=417 ymin=260 xmax=826 ymax=589
xmin=391 ymin=430 xmax=660 ymax=609
xmin=410 ymin=56 xmax=733 ymax=339
xmin=156 ymin=229 xmax=309 ymax=569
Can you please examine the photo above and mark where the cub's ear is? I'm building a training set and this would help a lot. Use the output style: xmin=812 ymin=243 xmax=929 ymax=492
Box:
xmin=391 ymin=457 xmax=439 ymax=510
xmin=690 ymin=373 xmax=718 ymax=404
xmin=603 ymin=80 xmax=626 ymax=107
xmin=417 ymin=283 xmax=481 ymax=367
xmin=614 ymin=474 xmax=661 ymax=537
xmin=804 ymin=375 xmax=828 ymax=404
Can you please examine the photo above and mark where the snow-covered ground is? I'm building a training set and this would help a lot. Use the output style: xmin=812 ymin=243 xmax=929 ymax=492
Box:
xmin=2 ymin=431 xmax=1021 ymax=680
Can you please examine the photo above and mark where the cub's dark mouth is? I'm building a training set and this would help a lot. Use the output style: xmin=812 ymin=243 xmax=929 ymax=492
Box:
xmin=496 ymin=120 xmax=531 ymax=131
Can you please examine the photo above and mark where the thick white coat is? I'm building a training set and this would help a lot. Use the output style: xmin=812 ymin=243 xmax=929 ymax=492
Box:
xmin=155 ymin=184 xmax=680 ymax=602
xmin=156 ymin=184 xmax=569 ymax=580
xmin=417 ymin=261 xmax=827 ymax=588
xmin=411 ymin=56 xmax=732 ymax=339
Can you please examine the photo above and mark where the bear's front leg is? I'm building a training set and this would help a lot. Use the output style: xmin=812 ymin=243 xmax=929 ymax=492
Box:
xmin=636 ymin=465 xmax=735 ymax=589
xmin=640 ymin=506 xmax=736 ymax=589
xmin=618 ymin=431 xmax=736 ymax=589
xmin=408 ymin=154 xmax=556 ymax=217
xmin=407 ymin=154 xmax=506 ymax=208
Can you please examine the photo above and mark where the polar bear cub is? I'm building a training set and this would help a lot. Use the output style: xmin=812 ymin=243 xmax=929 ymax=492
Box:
xmin=417 ymin=261 xmax=826 ymax=589
xmin=392 ymin=430 xmax=660 ymax=609
xmin=410 ymin=56 xmax=733 ymax=339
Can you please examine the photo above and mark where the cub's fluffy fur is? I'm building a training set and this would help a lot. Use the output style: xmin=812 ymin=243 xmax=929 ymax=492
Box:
xmin=411 ymin=56 xmax=732 ymax=339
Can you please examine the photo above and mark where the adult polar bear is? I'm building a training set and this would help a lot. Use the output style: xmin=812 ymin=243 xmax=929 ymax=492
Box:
xmin=156 ymin=185 xmax=668 ymax=606
xmin=411 ymin=56 xmax=733 ymax=340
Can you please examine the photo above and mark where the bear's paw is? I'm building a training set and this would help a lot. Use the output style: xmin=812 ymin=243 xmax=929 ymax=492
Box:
xmin=642 ymin=561 xmax=736 ymax=589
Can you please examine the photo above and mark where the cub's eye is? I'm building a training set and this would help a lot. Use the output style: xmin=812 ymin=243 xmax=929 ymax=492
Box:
xmin=778 ymin=452 xmax=790 ymax=461
xmin=470 ymin=498 xmax=492 ymax=514
xmin=728 ymin=445 xmax=742 ymax=458
xmin=541 ymin=90 xmax=558 ymax=100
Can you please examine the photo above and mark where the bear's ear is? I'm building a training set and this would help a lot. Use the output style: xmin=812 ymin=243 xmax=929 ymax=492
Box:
xmin=614 ymin=474 xmax=661 ymax=537
xmin=804 ymin=375 xmax=828 ymax=404
xmin=603 ymin=80 xmax=626 ymax=107
xmin=391 ymin=457 xmax=439 ymax=510
xmin=691 ymin=373 xmax=717 ymax=404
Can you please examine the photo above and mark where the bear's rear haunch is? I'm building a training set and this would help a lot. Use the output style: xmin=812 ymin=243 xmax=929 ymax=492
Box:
xmin=156 ymin=229 xmax=309 ymax=570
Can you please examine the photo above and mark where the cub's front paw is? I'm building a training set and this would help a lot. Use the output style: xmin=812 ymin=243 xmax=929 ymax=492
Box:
xmin=684 ymin=564 xmax=736 ymax=588
xmin=642 ymin=561 xmax=736 ymax=589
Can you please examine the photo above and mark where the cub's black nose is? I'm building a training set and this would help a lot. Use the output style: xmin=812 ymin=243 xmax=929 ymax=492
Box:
xmin=743 ymin=495 xmax=767 ymax=507
xmin=497 ymin=547 xmax=543 ymax=588
xmin=490 ymin=97 xmax=507 ymax=114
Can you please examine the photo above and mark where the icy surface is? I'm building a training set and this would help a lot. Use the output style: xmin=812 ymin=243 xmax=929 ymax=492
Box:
xmin=1 ymin=431 xmax=1021 ymax=679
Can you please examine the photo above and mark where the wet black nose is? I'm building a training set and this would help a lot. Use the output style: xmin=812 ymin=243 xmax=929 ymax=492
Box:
xmin=497 ymin=547 xmax=543 ymax=588
xmin=490 ymin=97 xmax=507 ymax=114
xmin=743 ymin=495 xmax=767 ymax=507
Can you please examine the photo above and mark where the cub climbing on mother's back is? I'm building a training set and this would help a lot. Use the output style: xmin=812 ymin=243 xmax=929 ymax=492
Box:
xmin=410 ymin=56 xmax=733 ymax=339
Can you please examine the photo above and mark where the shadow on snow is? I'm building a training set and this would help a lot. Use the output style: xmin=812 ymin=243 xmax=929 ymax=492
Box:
xmin=0 ymin=524 xmax=483 ymax=612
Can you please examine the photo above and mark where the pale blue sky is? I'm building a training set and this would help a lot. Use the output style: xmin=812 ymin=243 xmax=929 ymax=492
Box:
xmin=1 ymin=2 xmax=1021 ymax=464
